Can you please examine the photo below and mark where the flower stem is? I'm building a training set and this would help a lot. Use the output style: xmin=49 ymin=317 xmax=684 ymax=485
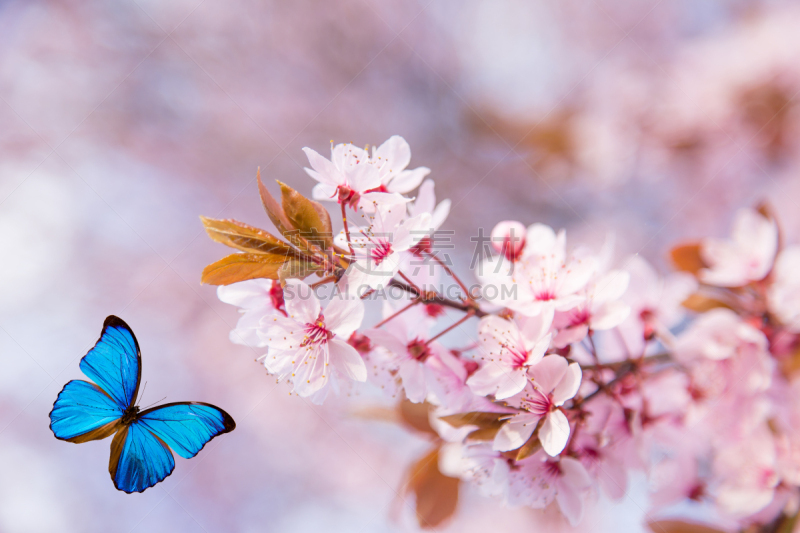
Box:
xmin=426 ymin=312 xmax=475 ymax=345
xmin=428 ymin=252 xmax=472 ymax=300
xmin=340 ymin=202 xmax=355 ymax=257
xmin=375 ymin=299 xmax=419 ymax=328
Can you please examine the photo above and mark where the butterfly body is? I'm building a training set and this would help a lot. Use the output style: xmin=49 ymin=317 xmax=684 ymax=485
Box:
xmin=50 ymin=316 xmax=235 ymax=493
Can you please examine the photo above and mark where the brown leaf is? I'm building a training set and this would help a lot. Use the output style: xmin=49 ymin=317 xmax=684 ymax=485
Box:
xmin=514 ymin=431 xmax=542 ymax=460
xmin=278 ymin=181 xmax=334 ymax=250
xmin=200 ymin=216 xmax=295 ymax=255
xmin=201 ymin=252 xmax=289 ymax=285
xmin=776 ymin=511 xmax=800 ymax=533
xmin=398 ymin=401 xmax=436 ymax=435
xmin=440 ymin=411 xmax=509 ymax=429
xmin=256 ymin=168 xmax=293 ymax=235
xmin=277 ymin=258 xmax=322 ymax=283
xmin=681 ymin=293 xmax=732 ymax=313
xmin=466 ymin=426 xmax=501 ymax=441
xmin=407 ymin=448 xmax=459 ymax=529
xmin=646 ymin=520 xmax=726 ymax=533
xmin=670 ymin=243 xmax=706 ymax=275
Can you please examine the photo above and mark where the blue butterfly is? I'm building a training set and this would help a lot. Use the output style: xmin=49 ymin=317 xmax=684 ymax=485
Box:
xmin=49 ymin=316 xmax=235 ymax=493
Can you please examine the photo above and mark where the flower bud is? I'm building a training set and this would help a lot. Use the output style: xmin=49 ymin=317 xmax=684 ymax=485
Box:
xmin=491 ymin=221 xmax=526 ymax=261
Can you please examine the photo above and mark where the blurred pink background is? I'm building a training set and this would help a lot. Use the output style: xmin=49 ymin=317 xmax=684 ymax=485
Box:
xmin=3 ymin=0 xmax=800 ymax=531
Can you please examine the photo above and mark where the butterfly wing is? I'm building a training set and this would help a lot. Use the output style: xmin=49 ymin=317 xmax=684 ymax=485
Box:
xmin=108 ymin=403 xmax=235 ymax=493
xmin=79 ymin=316 xmax=141 ymax=411
xmin=109 ymin=424 xmax=175 ymax=493
xmin=49 ymin=380 xmax=124 ymax=442
xmin=137 ymin=402 xmax=236 ymax=459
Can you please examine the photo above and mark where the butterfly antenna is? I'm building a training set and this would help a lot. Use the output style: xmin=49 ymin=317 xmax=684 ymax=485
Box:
xmin=138 ymin=381 xmax=148 ymax=405
xmin=142 ymin=396 xmax=167 ymax=410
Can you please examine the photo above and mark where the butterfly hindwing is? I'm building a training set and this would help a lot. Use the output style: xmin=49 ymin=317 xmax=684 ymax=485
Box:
xmin=137 ymin=403 xmax=236 ymax=459
xmin=79 ymin=316 xmax=141 ymax=410
xmin=49 ymin=380 xmax=123 ymax=442
xmin=109 ymin=424 xmax=176 ymax=494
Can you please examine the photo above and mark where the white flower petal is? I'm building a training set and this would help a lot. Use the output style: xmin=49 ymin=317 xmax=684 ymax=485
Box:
xmin=492 ymin=415 xmax=539 ymax=452
xmin=556 ymin=457 xmax=592 ymax=525
xmin=364 ymin=329 xmax=408 ymax=357
xmin=302 ymin=147 xmax=341 ymax=186
xmin=217 ymin=279 xmax=273 ymax=308
xmin=540 ymin=410 xmax=571 ymax=456
xmin=311 ymin=182 xmax=338 ymax=202
xmin=552 ymin=363 xmax=582 ymax=406
xmin=325 ymin=295 xmax=364 ymax=337
xmin=590 ymin=301 xmax=630 ymax=330
xmin=388 ymin=167 xmax=429 ymax=193
xmin=399 ymin=360 xmax=427 ymax=403
xmin=328 ymin=338 xmax=367 ymax=382
xmin=283 ymin=279 xmax=320 ymax=323
xmin=530 ymin=355 xmax=568 ymax=393
xmin=375 ymin=135 xmax=411 ymax=176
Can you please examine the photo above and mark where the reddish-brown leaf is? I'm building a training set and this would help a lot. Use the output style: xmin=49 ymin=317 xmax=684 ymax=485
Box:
xmin=670 ymin=242 xmax=706 ymax=275
xmin=256 ymin=168 xmax=293 ymax=235
xmin=277 ymin=258 xmax=322 ymax=283
xmin=466 ymin=426 xmax=501 ymax=441
xmin=278 ymin=181 xmax=334 ymax=250
xmin=440 ymin=411 xmax=509 ymax=429
xmin=398 ymin=401 xmax=437 ymax=435
xmin=201 ymin=252 xmax=288 ymax=285
xmin=681 ymin=293 xmax=732 ymax=313
xmin=200 ymin=216 xmax=294 ymax=255
xmin=407 ymin=448 xmax=459 ymax=529
xmin=514 ymin=430 xmax=542 ymax=460
xmin=646 ymin=520 xmax=726 ymax=533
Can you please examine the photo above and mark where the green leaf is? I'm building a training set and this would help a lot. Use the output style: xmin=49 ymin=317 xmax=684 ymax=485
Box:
xmin=200 ymin=216 xmax=295 ymax=255
xmin=201 ymin=252 xmax=289 ymax=285
xmin=278 ymin=180 xmax=334 ymax=250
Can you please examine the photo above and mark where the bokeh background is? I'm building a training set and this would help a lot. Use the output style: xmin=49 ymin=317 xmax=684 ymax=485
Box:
xmin=3 ymin=0 xmax=800 ymax=531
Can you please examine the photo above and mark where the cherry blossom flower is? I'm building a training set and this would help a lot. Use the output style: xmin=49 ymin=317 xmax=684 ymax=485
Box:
xmin=368 ymin=135 xmax=431 ymax=194
xmin=491 ymin=221 xmax=527 ymax=262
xmin=700 ymin=208 xmax=778 ymax=287
xmin=407 ymin=179 xmax=450 ymax=235
xmin=768 ymin=245 xmax=800 ymax=331
xmin=217 ymin=279 xmax=285 ymax=347
xmin=341 ymin=204 xmax=432 ymax=291
xmin=506 ymin=451 xmax=593 ymax=526
xmin=364 ymin=302 xmax=443 ymax=403
xmin=552 ymin=269 xmax=630 ymax=348
xmin=618 ymin=255 xmax=696 ymax=353
xmin=258 ymin=279 xmax=367 ymax=401
xmin=674 ymin=308 xmax=767 ymax=363
xmin=493 ymin=355 xmax=582 ymax=456
xmin=303 ymin=135 xmax=427 ymax=209
xmin=439 ymin=442 xmax=510 ymax=499
xmin=713 ymin=425 xmax=779 ymax=517
xmin=483 ymin=224 xmax=596 ymax=316
xmin=467 ymin=311 xmax=553 ymax=400
xmin=403 ymin=179 xmax=451 ymax=285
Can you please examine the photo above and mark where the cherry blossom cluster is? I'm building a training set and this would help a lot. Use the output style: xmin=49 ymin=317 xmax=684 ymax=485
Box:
xmin=211 ymin=136 xmax=800 ymax=531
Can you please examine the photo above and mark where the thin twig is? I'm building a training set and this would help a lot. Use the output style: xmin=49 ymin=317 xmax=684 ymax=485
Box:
xmin=426 ymin=312 xmax=474 ymax=345
xmin=375 ymin=299 xmax=420 ymax=328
